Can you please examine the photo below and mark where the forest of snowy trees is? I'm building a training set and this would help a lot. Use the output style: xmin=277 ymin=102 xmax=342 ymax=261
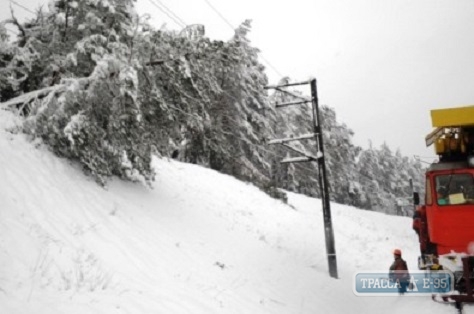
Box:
xmin=0 ymin=0 xmax=425 ymax=215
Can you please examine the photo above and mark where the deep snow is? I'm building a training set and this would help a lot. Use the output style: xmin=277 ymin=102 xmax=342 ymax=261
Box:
xmin=1 ymin=109 xmax=472 ymax=313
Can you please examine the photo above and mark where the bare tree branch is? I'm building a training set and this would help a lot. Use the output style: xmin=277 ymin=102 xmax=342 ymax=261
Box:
xmin=7 ymin=4 xmax=27 ymax=46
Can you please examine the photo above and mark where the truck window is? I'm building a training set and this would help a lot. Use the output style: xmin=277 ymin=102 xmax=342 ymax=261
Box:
xmin=435 ymin=174 xmax=474 ymax=205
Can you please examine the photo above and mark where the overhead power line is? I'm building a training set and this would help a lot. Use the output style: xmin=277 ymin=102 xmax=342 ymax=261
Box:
xmin=146 ymin=0 xmax=186 ymax=28
xmin=259 ymin=55 xmax=284 ymax=78
xmin=201 ymin=0 xmax=235 ymax=30
xmin=200 ymin=0 xmax=284 ymax=81
xmin=10 ymin=0 xmax=36 ymax=15
xmin=154 ymin=0 xmax=186 ymax=26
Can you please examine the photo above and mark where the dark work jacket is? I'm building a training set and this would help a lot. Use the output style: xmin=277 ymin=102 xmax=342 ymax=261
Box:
xmin=389 ymin=257 xmax=409 ymax=282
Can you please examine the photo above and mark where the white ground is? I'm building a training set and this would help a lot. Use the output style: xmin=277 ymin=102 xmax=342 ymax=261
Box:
xmin=1 ymin=109 xmax=472 ymax=313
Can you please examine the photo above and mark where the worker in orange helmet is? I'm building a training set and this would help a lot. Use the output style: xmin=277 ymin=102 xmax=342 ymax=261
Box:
xmin=389 ymin=249 xmax=410 ymax=294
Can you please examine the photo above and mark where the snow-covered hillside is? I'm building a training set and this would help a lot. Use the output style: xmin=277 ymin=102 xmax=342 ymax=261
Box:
xmin=1 ymin=109 xmax=471 ymax=314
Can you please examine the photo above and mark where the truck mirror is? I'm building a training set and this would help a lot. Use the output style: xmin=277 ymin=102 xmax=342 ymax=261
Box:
xmin=413 ymin=192 xmax=420 ymax=205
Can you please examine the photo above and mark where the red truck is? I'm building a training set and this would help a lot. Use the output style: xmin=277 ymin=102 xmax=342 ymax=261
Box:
xmin=412 ymin=105 xmax=474 ymax=310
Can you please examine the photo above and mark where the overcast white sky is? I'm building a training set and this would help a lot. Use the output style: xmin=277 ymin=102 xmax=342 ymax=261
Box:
xmin=3 ymin=0 xmax=474 ymax=160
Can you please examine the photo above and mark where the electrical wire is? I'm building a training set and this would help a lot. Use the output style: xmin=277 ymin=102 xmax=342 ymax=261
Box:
xmin=201 ymin=0 xmax=235 ymax=30
xmin=10 ymin=0 xmax=36 ymax=15
xmin=153 ymin=0 xmax=187 ymax=27
xmin=146 ymin=0 xmax=186 ymax=28
xmin=259 ymin=54 xmax=284 ymax=78
xmin=200 ymin=0 xmax=284 ymax=81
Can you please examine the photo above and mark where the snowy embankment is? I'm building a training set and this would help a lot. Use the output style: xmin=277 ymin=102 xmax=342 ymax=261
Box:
xmin=0 ymin=109 xmax=470 ymax=313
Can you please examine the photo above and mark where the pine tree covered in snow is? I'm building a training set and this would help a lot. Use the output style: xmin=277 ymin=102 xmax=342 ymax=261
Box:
xmin=320 ymin=106 xmax=361 ymax=204
xmin=355 ymin=142 xmax=424 ymax=213
xmin=204 ymin=20 xmax=273 ymax=183
xmin=0 ymin=3 xmax=273 ymax=187
xmin=137 ymin=20 xmax=273 ymax=183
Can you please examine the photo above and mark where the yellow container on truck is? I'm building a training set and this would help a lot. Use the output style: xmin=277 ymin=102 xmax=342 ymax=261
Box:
xmin=431 ymin=105 xmax=474 ymax=128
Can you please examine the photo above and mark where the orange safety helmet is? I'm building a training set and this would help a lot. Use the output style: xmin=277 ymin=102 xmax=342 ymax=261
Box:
xmin=393 ymin=249 xmax=402 ymax=256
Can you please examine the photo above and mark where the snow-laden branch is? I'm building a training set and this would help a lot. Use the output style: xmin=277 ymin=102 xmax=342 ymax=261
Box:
xmin=0 ymin=84 xmax=66 ymax=110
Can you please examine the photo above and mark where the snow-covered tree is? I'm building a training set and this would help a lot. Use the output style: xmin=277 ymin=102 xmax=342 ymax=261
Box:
xmin=139 ymin=20 xmax=274 ymax=184
xmin=0 ymin=1 xmax=425 ymax=208
xmin=355 ymin=144 xmax=424 ymax=214
xmin=2 ymin=0 xmax=154 ymax=185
